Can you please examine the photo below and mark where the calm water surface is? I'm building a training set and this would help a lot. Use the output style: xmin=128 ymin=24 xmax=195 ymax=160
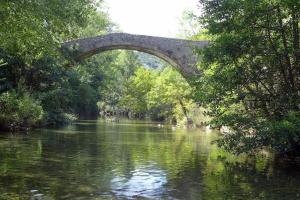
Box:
xmin=0 ymin=120 xmax=300 ymax=199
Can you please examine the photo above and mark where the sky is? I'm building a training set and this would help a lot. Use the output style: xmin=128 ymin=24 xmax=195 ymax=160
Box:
xmin=104 ymin=0 xmax=199 ymax=38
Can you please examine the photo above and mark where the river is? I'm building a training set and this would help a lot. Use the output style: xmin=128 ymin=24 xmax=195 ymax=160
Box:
xmin=0 ymin=120 xmax=300 ymax=199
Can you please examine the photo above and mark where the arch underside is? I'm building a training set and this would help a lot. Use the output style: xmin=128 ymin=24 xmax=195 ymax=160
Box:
xmin=77 ymin=45 xmax=182 ymax=71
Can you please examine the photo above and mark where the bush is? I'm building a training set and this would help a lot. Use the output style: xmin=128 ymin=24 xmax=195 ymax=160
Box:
xmin=43 ymin=111 xmax=77 ymax=126
xmin=267 ymin=112 xmax=300 ymax=155
xmin=0 ymin=92 xmax=44 ymax=131
xmin=217 ymin=111 xmax=300 ymax=156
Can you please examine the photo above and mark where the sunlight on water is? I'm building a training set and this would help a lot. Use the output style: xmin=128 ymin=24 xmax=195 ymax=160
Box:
xmin=110 ymin=162 xmax=167 ymax=199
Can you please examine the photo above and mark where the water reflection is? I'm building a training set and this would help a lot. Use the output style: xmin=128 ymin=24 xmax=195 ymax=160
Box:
xmin=110 ymin=162 xmax=167 ymax=199
xmin=0 ymin=120 xmax=300 ymax=199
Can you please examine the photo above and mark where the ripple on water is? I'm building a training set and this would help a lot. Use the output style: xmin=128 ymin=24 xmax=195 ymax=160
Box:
xmin=110 ymin=162 xmax=168 ymax=199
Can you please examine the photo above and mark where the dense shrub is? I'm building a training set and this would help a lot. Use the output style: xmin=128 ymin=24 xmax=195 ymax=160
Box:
xmin=0 ymin=92 xmax=44 ymax=131
xmin=217 ymin=112 xmax=300 ymax=156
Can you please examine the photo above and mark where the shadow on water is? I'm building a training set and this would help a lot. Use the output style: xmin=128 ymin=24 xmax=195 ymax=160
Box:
xmin=0 ymin=119 xmax=300 ymax=199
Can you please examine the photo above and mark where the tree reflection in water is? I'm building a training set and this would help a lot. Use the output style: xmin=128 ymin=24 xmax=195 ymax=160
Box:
xmin=0 ymin=120 xmax=300 ymax=200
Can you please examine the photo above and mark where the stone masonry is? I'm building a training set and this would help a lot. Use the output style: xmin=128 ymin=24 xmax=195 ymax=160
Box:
xmin=63 ymin=33 xmax=209 ymax=77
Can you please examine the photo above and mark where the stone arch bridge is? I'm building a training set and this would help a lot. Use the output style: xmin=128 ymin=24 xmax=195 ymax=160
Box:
xmin=62 ymin=33 xmax=209 ymax=77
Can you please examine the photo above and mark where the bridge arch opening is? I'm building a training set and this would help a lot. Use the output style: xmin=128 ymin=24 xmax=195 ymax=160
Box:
xmin=78 ymin=44 xmax=180 ymax=71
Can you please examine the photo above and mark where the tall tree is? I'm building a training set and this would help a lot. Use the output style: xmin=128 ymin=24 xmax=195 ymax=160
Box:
xmin=197 ymin=0 xmax=300 ymax=155
xmin=0 ymin=0 xmax=115 ymax=129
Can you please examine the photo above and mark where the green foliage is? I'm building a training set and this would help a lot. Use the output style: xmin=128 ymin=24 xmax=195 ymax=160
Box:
xmin=268 ymin=112 xmax=300 ymax=154
xmin=0 ymin=91 xmax=44 ymax=130
xmin=39 ymin=87 xmax=75 ymax=125
xmin=197 ymin=0 xmax=300 ymax=155
xmin=0 ymin=0 xmax=208 ymax=131
xmin=78 ymin=7 xmax=113 ymax=38
xmin=217 ymin=111 xmax=300 ymax=155
xmin=98 ymin=51 xmax=141 ymax=109
xmin=0 ymin=0 xmax=94 ymax=63
xmin=119 ymin=66 xmax=202 ymax=124
xmin=0 ymin=0 xmax=117 ymax=128
xmin=137 ymin=52 xmax=165 ymax=69
xmin=75 ymin=83 xmax=98 ymax=118
xmin=147 ymin=67 xmax=193 ymax=123
xmin=120 ymin=67 xmax=154 ymax=114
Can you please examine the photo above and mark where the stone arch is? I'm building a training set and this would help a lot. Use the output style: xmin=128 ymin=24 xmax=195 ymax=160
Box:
xmin=62 ymin=33 xmax=209 ymax=77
